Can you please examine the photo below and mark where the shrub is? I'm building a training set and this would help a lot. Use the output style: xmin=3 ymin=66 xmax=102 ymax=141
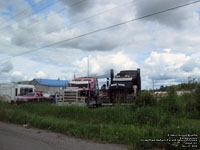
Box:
xmin=134 ymin=91 xmax=156 ymax=107
xmin=194 ymin=84 xmax=200 ymax=115
xmin=133 ymin=106 xmax=160 ymax=126
xmin=160 ymin=87 xmax=180 ymax=115
xmin=159 ymin=113 xmax=172 ymax=127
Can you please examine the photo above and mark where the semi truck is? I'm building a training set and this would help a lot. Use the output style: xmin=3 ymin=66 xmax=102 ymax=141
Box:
xmin=108 ymin=69 xmax=141 ymax=103
xmin=0 ymin=83 xmax=35 ymax=103
xmin=57 ymin=77 xmax=101 ymax=107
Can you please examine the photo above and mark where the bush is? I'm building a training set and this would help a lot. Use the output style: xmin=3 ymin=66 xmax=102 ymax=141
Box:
xmin=194 ymin=84 xmax=200 ymax=115
xmin=134 ymin=91 xmax=156 ymax=107
xmin=133 ymin=106 xmax=161 ymax=126
xmin=159 ymin=113 xmax=172 ymax=127
xmin=160 ymin=87 xmax=180 ymax=115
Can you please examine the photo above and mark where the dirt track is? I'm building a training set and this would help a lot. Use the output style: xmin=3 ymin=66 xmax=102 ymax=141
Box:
xmin=0 ymin=121 xmax=128 ymax=150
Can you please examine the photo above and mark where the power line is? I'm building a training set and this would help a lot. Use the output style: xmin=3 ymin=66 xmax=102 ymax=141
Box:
xmin=0 ymin=0 xmax=46 ymax=29
xmin=64 ymin=0 xmax=138 ymax=27
xmin=13 ymin=0 xmax=140 ymax=47
xmin=0 ymin=0 xmax=73 ymax=31
xmin=0 ymin=0 xmax=90 ymax=32
xmin=0 ymin=0 xmax=200 ymax=62
xmin=0 ymin=0 xmax=92 ymax=56
xmin=14 ymin=0 xmax=45 ymax=18
xmin=24 ymin=0 xmax=89 ymax=28
xmin=0 ymin=0 xmax=140 ymax=61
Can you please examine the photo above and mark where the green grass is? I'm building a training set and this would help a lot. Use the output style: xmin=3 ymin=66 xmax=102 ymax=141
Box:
xmin=0 ymin=100 xmax=199 ymax=149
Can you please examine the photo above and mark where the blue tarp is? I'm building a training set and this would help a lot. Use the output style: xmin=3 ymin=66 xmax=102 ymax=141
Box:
xmin=34 ymin=78 xmax=68 ymax=87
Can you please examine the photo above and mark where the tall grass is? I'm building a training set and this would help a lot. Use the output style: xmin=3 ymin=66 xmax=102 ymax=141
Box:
xmin=0 ymin=89 xmax=200 ymax=150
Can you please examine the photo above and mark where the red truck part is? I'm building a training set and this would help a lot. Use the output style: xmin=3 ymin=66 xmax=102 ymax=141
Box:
xmin=16 ymin=92 xmax=53 ymax=104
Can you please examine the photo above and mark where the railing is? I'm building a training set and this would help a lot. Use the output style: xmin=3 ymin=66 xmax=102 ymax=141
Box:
xmin=56 ymin=89 xmax=87 ymax=106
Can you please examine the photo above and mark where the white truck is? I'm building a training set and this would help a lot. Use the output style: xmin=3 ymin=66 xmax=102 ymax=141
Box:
xmin=0 ymin=83 xmax=35 ymax=103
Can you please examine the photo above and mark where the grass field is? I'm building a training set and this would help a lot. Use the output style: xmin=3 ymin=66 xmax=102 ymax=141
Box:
xmin=0 ymin=89 xmax=200 ymax=149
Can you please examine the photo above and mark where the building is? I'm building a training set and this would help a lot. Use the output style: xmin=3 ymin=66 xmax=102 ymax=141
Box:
xmin=29 ymin=78 xmax=68 ymax=95
xmin=176 ymin=90 xmax=191 ymax=96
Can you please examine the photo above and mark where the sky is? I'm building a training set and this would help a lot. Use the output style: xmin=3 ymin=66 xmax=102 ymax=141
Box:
xmin=0 ymin=0 xmax=200 ymax=89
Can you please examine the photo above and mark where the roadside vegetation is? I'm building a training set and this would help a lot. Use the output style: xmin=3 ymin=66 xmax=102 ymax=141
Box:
xmin=0 ymin=84 xmax=200 ymax=149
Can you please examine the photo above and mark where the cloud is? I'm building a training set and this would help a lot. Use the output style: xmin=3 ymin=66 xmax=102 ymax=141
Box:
xmin=73 ymin=52 xmax=139 ymax=77
xmin=0 ymin=0 xmax=32 ymax=20
xmin=0 ymin=61 xmax=13 ymax=73
xmin=1 ymin=0 xmax=200 ymax=90
xmin=134 ymin=0 xmax=197 ymax=28
xmin=0 ymin=1 xmax=9 ymax=12
xmin=58 ymin=0 xmax=94 ymax=16
xmin=34 ymin=0 xmax=42 ymax=4
xmin=144 ymin=51 xmax=189 ymax=80
xmin=142 ymin=51 xmax=200 ymax=88
xmin=11 ymin=71 xmax=24 ymax=82
xmin=181 ymin=54 xmax=200 ymax=72
xmin=163 ymin=48 xmax=171 ymax=53
xmin=11 ymin=12 xmax=66 ymax=47
xmin=36 ymin=71 xmax=47 ymax=78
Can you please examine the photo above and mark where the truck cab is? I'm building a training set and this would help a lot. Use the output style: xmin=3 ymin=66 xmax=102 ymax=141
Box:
xmin=109 ymin=69 xmax=141 ymax=103
xmin=58 ymin=77 xmax=100 ymax=107
xmin=69 ymin=77 xmax=98 ymax=98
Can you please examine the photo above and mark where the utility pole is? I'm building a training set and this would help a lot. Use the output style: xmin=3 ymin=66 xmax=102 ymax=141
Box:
xmin=87 ymin=56 xmax=89 ymax=77
xmin=152 ymin=79 xmax=154 ymax=93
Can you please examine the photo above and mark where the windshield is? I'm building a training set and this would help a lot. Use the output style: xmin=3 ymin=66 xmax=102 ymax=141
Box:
xmin=19 ymin=88 xmax=33 ymax=96
xmin=26 ymin=93 xmax=35 ymax=97
xmin=70 ymin=84 xmax=88 ymax=88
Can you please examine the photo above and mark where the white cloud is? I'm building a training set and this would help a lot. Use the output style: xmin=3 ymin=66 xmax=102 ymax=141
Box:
xmin=73 ymin=52 xmax=139 ymax=77
xmin=36 ymin=71 xmax=47 ymax=78
xmin=142 ymin=51 xmax=200 ymax=88
xmin=163 ymin=48 xmax=171 ymax=53
xmin=11 ymin=71 xmax=24 ymax=82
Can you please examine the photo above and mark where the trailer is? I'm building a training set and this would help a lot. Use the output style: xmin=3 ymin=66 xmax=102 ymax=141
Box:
xmin=0 ymin=83 xmax=35 ymax=103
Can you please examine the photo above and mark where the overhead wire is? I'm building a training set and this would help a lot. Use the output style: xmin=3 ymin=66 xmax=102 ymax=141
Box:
xmin=0 ymin=0 xmax=200 ymax=62
xmin=56 ymin=0 xmax=139 ymax=30
xmin=24 ymin=0 xmax=89 ymax=27
xmin=0 ymin=0 xmax=47 ymax=29
xmin=13 ymin=0 xmax=140 ymax=47
xmin=0 ymin=0 xmax=89 ymax=31
xmin=14 ymin=0 xmax=45 ymax=18
xmin=0 ymin=0 xmax=91 ymax=57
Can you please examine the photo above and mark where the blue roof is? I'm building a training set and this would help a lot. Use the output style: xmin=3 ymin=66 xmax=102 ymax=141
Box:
xmin=34 ymin=78 xmax=68 ymax=87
